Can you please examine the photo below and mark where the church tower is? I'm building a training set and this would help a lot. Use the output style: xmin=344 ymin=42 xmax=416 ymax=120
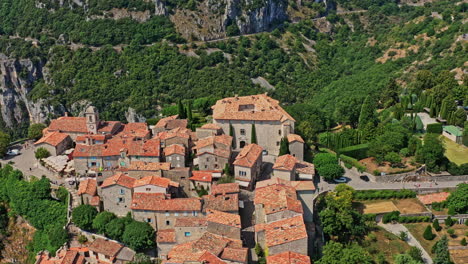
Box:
xmin=85 ymin=106 xmax=100 ymax=134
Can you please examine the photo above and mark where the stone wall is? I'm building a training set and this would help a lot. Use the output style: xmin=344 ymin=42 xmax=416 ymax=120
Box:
xmin=207 ymin=222 xmax=241 ymax=240
xmin=268 ymin=237 xmax=308 ymax=256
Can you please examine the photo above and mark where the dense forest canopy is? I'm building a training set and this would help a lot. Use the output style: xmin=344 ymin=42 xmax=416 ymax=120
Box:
xmin=0 ymin=0 xmax=466 ymax=138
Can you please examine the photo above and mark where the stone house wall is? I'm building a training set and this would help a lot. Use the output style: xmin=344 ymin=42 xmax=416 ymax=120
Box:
xmin=198 ymin=152 xmax=229 ymax=171
xmin=267 ymin=237 xmax=308 ymax=256
xmin=272 ymin=169 xmax=295 ymax=181
xmin=166 ymin=153 xmax=185 ymax=168
xmin=101 ymin=185 xmax=133 ymax=217
xmin=289 ymin=141 xmax=304 ymax=161
xmin=207 ymin=222 xmax=241 ymax=240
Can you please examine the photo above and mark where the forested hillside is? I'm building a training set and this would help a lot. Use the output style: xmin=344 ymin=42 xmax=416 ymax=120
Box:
xmin=0 ymin=0 xmax=466 ymax=139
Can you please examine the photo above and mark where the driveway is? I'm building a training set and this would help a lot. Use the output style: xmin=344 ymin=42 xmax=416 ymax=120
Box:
xmin=379 ymin=223 xmax=433 ymax=264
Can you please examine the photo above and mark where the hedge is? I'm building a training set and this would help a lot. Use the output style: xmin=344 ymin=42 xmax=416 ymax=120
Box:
xmin=355 ymin=189 xmax=417 ymax=200
xmin=363 ymin=214 xmax=377 ymax=221
xmin=340 ymin=154 xmax=366 ymax=172
xmin=338 ymin=143 xmax=369 ymax=160
xmin=382 ymin=211 xmax=431 ymax=223
xmin=426 ymin=123 xmax=442 ymax=134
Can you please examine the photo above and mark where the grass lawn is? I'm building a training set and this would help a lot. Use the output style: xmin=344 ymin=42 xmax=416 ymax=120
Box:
xmin=442 ymin=136 xmax=468 ymax=166
xmin=404 ymin=223 xmax=437 ymax=258
xmin=362 ymin=227 xmax=412 ymax=263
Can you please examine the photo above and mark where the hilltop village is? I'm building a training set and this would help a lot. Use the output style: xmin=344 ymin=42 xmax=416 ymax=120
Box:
xmin=32 ymin=94 xmax=316 ymax=264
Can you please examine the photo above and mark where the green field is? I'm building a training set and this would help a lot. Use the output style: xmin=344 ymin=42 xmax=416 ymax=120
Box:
xmin=442 ymin=137 xmax=468 ymax=166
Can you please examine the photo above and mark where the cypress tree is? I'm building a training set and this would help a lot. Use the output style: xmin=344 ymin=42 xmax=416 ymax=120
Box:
xmin=358 ymin=96 xmax=377 ymax=130
xmin=251 ymin=124 xmax=257 ymax=144
xmin=187 ymin=101 xmax=193 ymax=121
xmin=229 ymin=122 xmax=235 ymax=149
xmin=279 ymin=137 xmax=290 ymax=155
xmin=433 ymin=219 xmax=441 ymax=231
xmin=423 ymin=225 xmax=435 ymax=240
xmin=178 ymin=99 xmax=186 ymax=119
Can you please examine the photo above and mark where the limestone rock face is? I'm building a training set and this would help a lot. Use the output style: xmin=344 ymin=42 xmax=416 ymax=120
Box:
xmin=0 ymin=54 xmax=63 ymax=128
xmin=153 ymin=0 xmax=167 ymax=16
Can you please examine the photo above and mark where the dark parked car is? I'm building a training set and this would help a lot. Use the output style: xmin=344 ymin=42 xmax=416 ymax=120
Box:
xmin=360 ymin=175 xmax=370 ymax=182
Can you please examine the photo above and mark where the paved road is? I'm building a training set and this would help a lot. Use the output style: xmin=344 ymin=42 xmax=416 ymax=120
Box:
xmin=379 ymin=223 xmax=433 ymax=264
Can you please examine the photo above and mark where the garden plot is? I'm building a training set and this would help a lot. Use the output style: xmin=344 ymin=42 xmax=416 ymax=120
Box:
xmin=393 ymin=198 xmax=429 ymax=215
xmin=358 ymin=199 xmax=429 ymax=215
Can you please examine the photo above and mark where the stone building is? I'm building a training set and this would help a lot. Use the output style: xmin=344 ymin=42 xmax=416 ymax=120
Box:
xmin=254 ymin=183 xmax=303 ymax=224
xmin=130 ymin=193 xmax=202 ymax=230
xmin=174 ymin=218 xmax=208 ymax=244
xmin=189 ymin=171 xmax=213 ymax=191
xmin=233 ymin=143 xmax=263 ymax=190
xmin=152 ymin=115 xmax=188 ymax=134
xmin=34 ymin=131 xmax=72 ymax=156
xmin=133 ymin=175 xmax=179 ymax=197
xmin=211 ymin=94 xmax=295 ymax=156
xmin=195 ymin=134 xmax=232 ymax=171
xmin=210 ymin=183 xmax=240 ymax=196
xmin=287 ymin=134 xmax=305 ymax=161
xmin=266 ymin=251 xmax=311 ymax=264
xmin=87 ymin=238 xmax=135 ymax=264
xmin=158 ymin=127 xmax=192 ymax=148
xmin=77 ymin=179 xmax=100 ymax=210
xmin=157 ymin=229 xmax=176 ymax=260
xmin=164 ymin=144 xmax=186 ymax=168
xmin=195 ymin=123 xmax=223 ymax=139
xmin=202 ymin=192 xmax=239 ymax=214
xmin=272 ymin=154 xmax=297 ymax=181
xmin=206 ymin=210 xmax=241 ymax=240
xmin=100 ymin=173 xmax=136 ymax=216
xmin=254 ymin=215 xmax=308 ymax=256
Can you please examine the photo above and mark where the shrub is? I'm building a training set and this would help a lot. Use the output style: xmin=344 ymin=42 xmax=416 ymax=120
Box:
xmin=433 ymin=219 xmax=442 ymax=231
xmin=374 ymin=170 xmax=381 ymax=176
xmin=340 ymin=154 xmax=366 ymax=172
xmin=383 ymin=211 xmax=400 ymax=224
xmin=77 ymin=235 xmax=88 ymax=244
xmin=445 ymin=216 xmax=454 ymax=227
xmin=35 ymin=147 xmax=51 ymax=160
xmin=399 ymin=231 xmax=408 ymax=241
xmin=426 ymin=123 xmax=442 ymax=134
xmin=423 ymin=225 xmax=435 ymax=240
xmin=447 ymin=228 xmax=455 ymax=237
xmin=317 ymin=163 xmax=345 ymax=181
xmin=313 ymin=153 xmax=338 ymax=167
xmin=72 ymin=205 xmax=97 ymax=230
xmin=368 ymin=233 xmax=377 ymax=242
xmin=461 ymin=238 xmax=467 ymax=246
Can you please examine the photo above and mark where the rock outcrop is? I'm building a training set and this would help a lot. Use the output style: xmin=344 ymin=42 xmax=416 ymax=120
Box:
xmin=0 ymin=54 xmax=63 ymax=128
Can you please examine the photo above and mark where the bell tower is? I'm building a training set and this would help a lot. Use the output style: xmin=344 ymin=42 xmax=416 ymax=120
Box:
xmin=85 ymin=106 xmax=99 ymax=134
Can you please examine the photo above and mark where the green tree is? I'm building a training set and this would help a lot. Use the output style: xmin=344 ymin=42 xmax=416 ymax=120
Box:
xmin=92 ymin=211 xmax=117 ymax=234
xmin=423 ymin=225 xmax=435 ymax=240
xmin=385 ymin=152 xmax=402 ymax=167
xmin=31 ymin=177 xmax=51 ymax=200
xmin=447 ymin=184 xmax=468 ymax=214
xmin=317 ymin=163 xmax=345 ymax=181
xmin=186 ymin=101 xmax=193 ymax=121
xmin=317 ymin=241 xmax=373 ymax=264
xmin=313 ymin=153 xmax=338 ymax=167
xmin=229 ymin=122 xmax=235 ymax=149
xmin=412 ymin=70 xmax=434 ymax=94
xmin=105 ymin=217 xmax=128 ymax=241
xmin=452 ymin=108 xmax=467 ymax=126
xmin=251 ymin=124 xmax=257 ymax=144
xmin=72 ymin=204 xmax=98 ymax=230
xmin=416 ymin=133 xmax=445 ymax=172
xmin=358 ymin=96 xmax=377 ymax=130
xmin=122 ymin=221 xmax=155 ymax=251
xmin=47 ymin=227 xmax=68 ymax=250
xmin=35 ymin=147 xmax=51 ymax=160
xmin=445 ymin=216 xmax=454 ymax=227
xmin=433 ymin=219 xmax=441 ymax=231
xmin=223 ymin=163 xmax=231 ymax=177
xmin=0 ymin=132 xmax=11 ymax=158
xmin=381 ymin=79 xmax=400 ymax=107
xmin=394 ymin=254 xmax=422 ymax=264
xmin=279 ymin=137 xmax=290 ymax=155
xmin=407 ymin=246 xmax=424 ymax=263
xmin=432 ymin=235 xmax=452 ymax=264
xmin=461 ymin=238 xmax=467 ymax=246
xmin=177 ymin=99 xmax=186 ymax=119
xmin=28 ymin=123 xmax=47 ymax=140
xmin=129 ymin=253 xmax=157 ymax=264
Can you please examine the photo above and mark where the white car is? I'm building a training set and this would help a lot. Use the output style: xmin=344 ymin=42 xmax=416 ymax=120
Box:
xmin=334 ymin=177 xmax=347 ymax=183
xmin=6 ymin=149 xmax=19 ymax=156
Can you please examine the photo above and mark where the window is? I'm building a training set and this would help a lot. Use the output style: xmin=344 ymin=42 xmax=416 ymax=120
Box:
xmin=276 ymin=141 xmax=280 ymax=146
xmin=146 ymin=218 xmax=152 ymax=223
xmin=165 ymin=211 xmax=170 ymax=216
xmin=168 ymin=157 xmax=172 ymax=161
xmin=166 ymin=220 xmax=170 ymax=226
xmin=192 ymin=211 xmax=198 ymax=216
xmin=177 ymin=164 xmax=180 ymax=167
xmin=278 ymin=130 xmax=281 ymax=135
xmin=176 ymin=156 xmax=180 ymax=161
xmin=175 ymin=212 xmax=179 ymax=216
xmin=185 ymin=232 xmax=191 ymax=237
xmin=117 ymin=197 xmax=124 ymax=203
xmin=239 ymin=171 xmax=246 ymax=177
xmin=240 ymin=129 xmax=245 ymax=135
xmin=119 ymin=189 xmax=125 ymax=195
xmin=206 ymin=158 xmax=209 ymax=162
xmin=146 ymin=188 xmax=151 ymax=191
xmin=184 ymin=212 xmax=188 ymax=216
xmin=204 ymin=165 xmax=207 ymax=169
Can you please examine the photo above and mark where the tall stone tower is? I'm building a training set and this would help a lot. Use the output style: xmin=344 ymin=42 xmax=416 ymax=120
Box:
xmin=85 ymin=106 xmax=100 ymax=134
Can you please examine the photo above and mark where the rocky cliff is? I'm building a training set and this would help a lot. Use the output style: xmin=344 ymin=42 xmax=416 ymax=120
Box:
xmin=0 ymin=54 xmax=63 ymax=129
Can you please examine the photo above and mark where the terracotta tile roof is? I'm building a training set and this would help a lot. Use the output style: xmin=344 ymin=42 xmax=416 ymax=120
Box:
xmin=131 ymin=193 xmax=201 ymax=211
xmin=287 ymin=134 xmax=305 ymax=144
xmin=60 ymin=250 xmax=81 ymax=264
xmin=206 ymin=209 xmax=241 ymax=228
xmin=417 ymin=192 xmax=450 ymax=205
xmin=267 ymin=251 xmax=311 ymax=264
xmin=73 ymin=137 xmax=160 ymax=158
xmin=221 ymin=247 xmax=248 ymax=263
xmin=290 ymin=181 xmax=316 ymax=191
xmin=101 ymin=173 xmax=136 ymax=189
xmin=75 ymin=134 xmax=108 ymax=142
xmin=77 ymin=179 xmax=97 ymax=196
xmin=273 ymin=155 xmax=297 ymax=171
xmin=155 ymin=115 xmax=178 ymax=128
xmin=88 ymin=238 xmax=123 ymax=257
xmin=134 ymin=175 xmax=179 ymax=188
xmin=211 ymin=183 xmax=240 ymax=195
xmin=164 ymin=144 xmax=185 ymax=156
xmin=190 ymin=171 xmax=214 ymax=182
xmin=256 ymin=178 xmax=315 ymax=191
xmin=166 ymin=241 xmax=205 ymax=263
xmin=48 ymin=117 xmax=88 ymax=133
xmin=127 ymin=161 xmax=171 ymax=171
xmin=201 ymin=123 xmax=222 ymax=130
xmin=158 ymin=127 xmax=191 ymax=140
xmin=35 ymin=132 xmax=70 ymax=147
xmin=117 ymin=123 xmax=150 ymax=138
xmin=197 ymin=149 xmax=231 ymax=159
xmin=255 ymin=215 xmax=307 ymax=247
xmin=256 ymin=178 xmax=291 ymax=188
xmin=157 ymin=229 xmax=176 ymax=244
xmin=198 ymin=251 xmax=227 ymax=264
xmin=175 ymin=217 xmax=208 ymax=227
xmin=254 ymin=184 xmax=303 ymax=215
xmin=195 ymin=135 xmax=232 ymax=150
xmin=212 ymin=94 xmax=295 ymax=122
xmin=89 ymin=196 xmax=100 ymax=206
xmin=97 ymin=121 xmax=121 ymax=133
xmin=295 ymin=161 xmax=315 ymax=175
xmin=233 ymin=143 xmax=263 ymax=168
xmin=203 ymin=193 xmax=239 ymax=212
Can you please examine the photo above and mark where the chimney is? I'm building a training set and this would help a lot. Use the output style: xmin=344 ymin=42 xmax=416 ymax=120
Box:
xmin=64 ymin=112 xmax=69 ymax=117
